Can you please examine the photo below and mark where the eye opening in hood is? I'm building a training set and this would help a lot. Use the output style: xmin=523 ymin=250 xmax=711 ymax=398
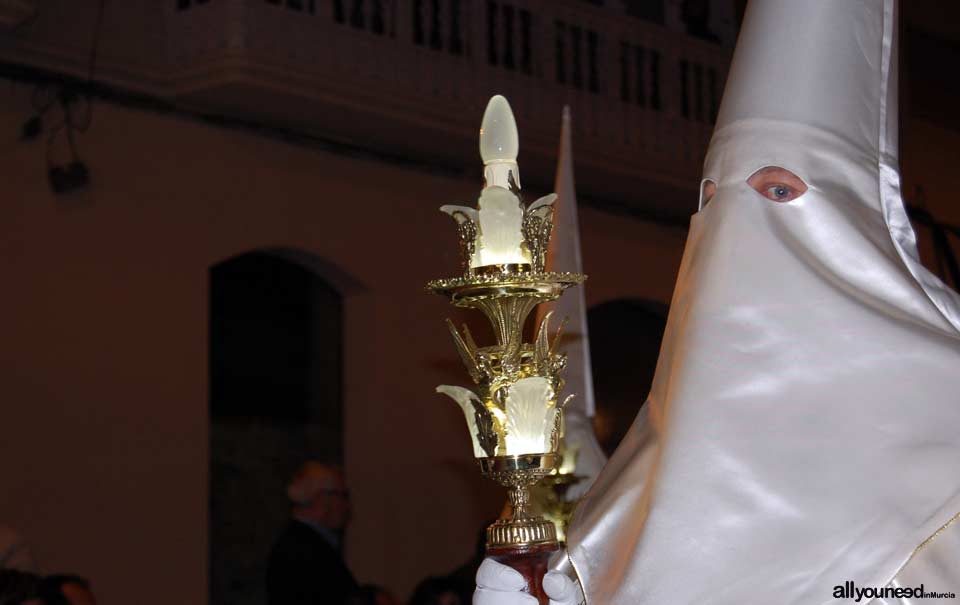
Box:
xmin=746 ymin=166 xmax=808 ymax=203
xmin=699 ymin=179 xmax=717 ymax=209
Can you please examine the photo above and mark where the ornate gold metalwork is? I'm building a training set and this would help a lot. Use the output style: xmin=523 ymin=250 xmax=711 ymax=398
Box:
xmin=427 ymin=270 xmax=583 ymax=296
xmin=442 ymin=207 xmax=479 ymax=276
xmin=523 ymin=196 xmax=556 ymax=273
xmin=480 ymin=454 xmax=561 ymax=548
xmin=431 ymin=208 xmax=586 ymax=548
xmin=530 ymin=472 xmax=583 ymax=545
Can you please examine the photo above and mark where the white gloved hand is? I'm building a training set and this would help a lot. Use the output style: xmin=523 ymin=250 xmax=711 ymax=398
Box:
xmin=542 ymin=570 xmax=581 ymax=605
xmin=474 ymin=558 xmax=583 ymax=605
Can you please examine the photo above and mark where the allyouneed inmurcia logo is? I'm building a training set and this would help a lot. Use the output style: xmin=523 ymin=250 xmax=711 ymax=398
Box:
xmin=834 ymin=581 xmax=957 ymax=602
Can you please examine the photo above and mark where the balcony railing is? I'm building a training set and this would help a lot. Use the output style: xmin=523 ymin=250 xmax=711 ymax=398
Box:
xmin=0 ymin=0 xmax=732 ymax=216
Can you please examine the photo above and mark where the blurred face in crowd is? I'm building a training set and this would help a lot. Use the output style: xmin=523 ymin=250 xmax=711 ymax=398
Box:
xmin=374 ymin=589 xmax=402 ymax=605
xmin=434 ymin=593 xmax=460 ymax=605
xmin=313 ymin=468 xmax=350 ymax=530
xmin=289 ymin=463 xmax=351 ymax=530
xmin=60 ymin=581 xmax=96 ymax=605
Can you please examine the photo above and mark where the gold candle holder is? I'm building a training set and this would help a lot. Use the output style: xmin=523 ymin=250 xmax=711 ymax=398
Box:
xmin=429 ymin=96 xmax=586 ymax=602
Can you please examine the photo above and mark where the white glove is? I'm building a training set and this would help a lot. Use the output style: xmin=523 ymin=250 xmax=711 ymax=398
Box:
xmin=474 ymin=558 xmax=583 ymax=605
xmin=542 ymin=570 xmax=581 ymax=605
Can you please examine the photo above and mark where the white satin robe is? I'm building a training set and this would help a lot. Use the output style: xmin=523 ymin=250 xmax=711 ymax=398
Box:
xmin=555 ymin=1 xmax=960 ymax=603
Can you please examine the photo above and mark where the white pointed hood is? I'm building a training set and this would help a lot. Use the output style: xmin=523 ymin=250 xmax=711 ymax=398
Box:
xmin=541 ymin=107 xmax=607 ymax=497
xmin=562 ymin=1 xmax=960 ymax=603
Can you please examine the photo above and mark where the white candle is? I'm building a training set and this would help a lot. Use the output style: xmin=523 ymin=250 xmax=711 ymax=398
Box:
xmin=472 ymin=95 xmax=530 ymax=268
xmin=479 ymin=95 xmax=520 ymax=191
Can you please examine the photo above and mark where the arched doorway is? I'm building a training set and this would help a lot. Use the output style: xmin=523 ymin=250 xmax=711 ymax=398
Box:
xmin=587 ymin=299 xmax=668 ymax=457
xmin=209 ymin=250 xmax=343 ymax=605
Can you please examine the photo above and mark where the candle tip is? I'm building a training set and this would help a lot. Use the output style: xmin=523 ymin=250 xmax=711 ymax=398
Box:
xmin=480 ymin=95 xmax=519 ymax=164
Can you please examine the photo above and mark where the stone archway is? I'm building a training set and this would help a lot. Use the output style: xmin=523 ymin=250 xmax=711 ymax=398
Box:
xmin=587 ymin=298 xmax=668 ymax=457
xmin=208 ymin=250 xmax=344 ymax=605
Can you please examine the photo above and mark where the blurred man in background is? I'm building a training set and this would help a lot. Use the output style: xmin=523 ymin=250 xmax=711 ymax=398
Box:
xmin=267 ymin=462 xmax=356 ymax=605
xmin=0 ymin=571 xmax=95 ymax=605
xmin=41 ymin=576 xmax=95 ymax=605
xmin=0 ymin=526 xmax=35 ymax=573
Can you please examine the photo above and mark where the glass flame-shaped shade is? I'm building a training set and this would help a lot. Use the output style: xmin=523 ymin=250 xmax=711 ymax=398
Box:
xmin=479 ymin=95 xmax=519 ymax=164
xmin=504 ymin=376 xmax=557 ymax=455
xmin=436 ymin=385 xmax=487 ymax=458
xmin=437 ymin=376 xmax=559 ymax=458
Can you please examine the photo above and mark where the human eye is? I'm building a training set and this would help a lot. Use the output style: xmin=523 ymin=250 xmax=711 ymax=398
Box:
xmin=747 ymin=166 xmax=807 ymax=203
xmin=764 ymin=184 xmax=794 ymax=201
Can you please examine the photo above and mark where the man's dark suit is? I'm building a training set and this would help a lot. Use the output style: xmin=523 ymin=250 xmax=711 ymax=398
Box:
xmin=266 ymin=520 xmax=358 ymax=605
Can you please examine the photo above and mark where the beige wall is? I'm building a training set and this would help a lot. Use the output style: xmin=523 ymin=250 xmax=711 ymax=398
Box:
xmin=0 ymin=84 xmax=687 ymax=604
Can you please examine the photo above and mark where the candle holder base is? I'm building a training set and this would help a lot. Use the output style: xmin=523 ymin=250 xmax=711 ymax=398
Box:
xmin=479 ymin=453 xmax=561 ymax=550
xmin=487 ymin=541 xmax=560 ymax=605
xmin=486 ymin=516 xmax=558 ymax=549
